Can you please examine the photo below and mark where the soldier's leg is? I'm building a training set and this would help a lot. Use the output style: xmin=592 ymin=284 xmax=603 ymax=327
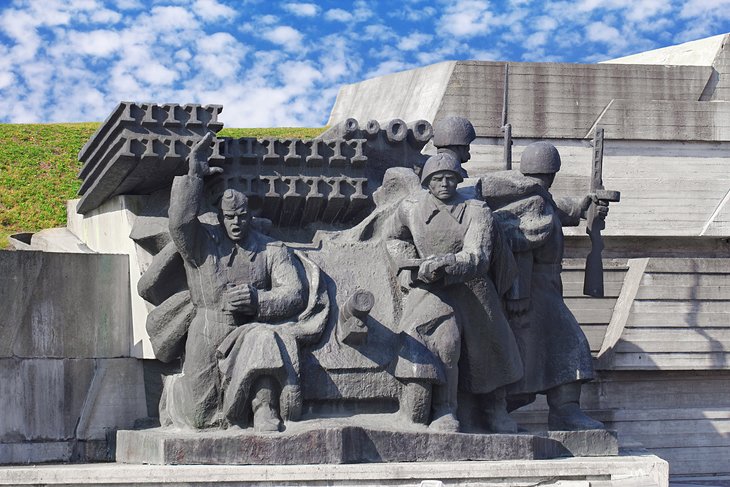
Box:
xmin=173 ymin=319 xmax=233 ymax=428
xmin=546 ymin=381 xmax=604 ymax=431
xmin=481 ymin=386 xmax=519 ymax=433
xmin=424 ymin=316 xmax=461 ymax=432
xmin=251 ymin=376 xmax=282 ymax=432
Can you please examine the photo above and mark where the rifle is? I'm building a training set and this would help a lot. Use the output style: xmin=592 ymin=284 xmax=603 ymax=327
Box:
xmin=583 ymin=127 xmax=620 ymax=297
xmin=501 ymin=63 xmax=512 ymax=170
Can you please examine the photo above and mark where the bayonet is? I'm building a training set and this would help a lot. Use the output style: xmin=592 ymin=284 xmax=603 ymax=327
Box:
xmin=583 ymin=127 xmax=620 ymax=297
xmin=501 ymin=63 xmax=512 ymax=170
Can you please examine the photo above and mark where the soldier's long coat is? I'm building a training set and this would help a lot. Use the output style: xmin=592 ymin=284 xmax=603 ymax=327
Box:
xmin=385 ymin=189 xmax=523 ymax=394
xmin=481 ymin=171 xmax=594 ymax=396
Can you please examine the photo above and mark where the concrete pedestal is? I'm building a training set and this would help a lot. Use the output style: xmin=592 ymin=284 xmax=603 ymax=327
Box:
xmin=116 ymin=424 xmax=618 ymax=465
xmin=0 ymin=452 xmax=669 ymax=486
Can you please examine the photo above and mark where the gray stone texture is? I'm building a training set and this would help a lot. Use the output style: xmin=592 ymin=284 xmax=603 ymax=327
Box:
xmin=77 ymin=102 xmax=224 ymax=214
xmin=0 ymin=251 xmax=131 ymax=359
xmin=0 ymin=357 xmax=146 ymax=460
xmin=116 ymin=426 xmax=566 ymax=465
xmin=0 ymin=453 xmax=670 ymax=486
xmin=330 ymin=61 xmax=713 ymax=140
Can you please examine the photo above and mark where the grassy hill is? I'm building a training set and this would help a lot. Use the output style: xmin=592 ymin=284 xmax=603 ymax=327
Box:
xmin=0 ymin=123 xmax=324 ymax=248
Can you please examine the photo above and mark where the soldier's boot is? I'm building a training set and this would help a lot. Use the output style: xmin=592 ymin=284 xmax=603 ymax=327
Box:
xmin=547 ymin=382 xmax=604 ymax=431
xmin=251 ymin=376 xmax=282 ymax=433
xmin=429 ymin=366 xmax=460 ymax=433
xmin=482 ymin=387 xmax=518 ymax=434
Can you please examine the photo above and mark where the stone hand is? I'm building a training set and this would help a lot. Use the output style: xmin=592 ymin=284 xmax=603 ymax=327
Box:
xmin=581 ymin=193 xmax=610 ymax=220
xmin=505 ymin=298 xmax=530 ymax=318
xmin=188 ymin=132 xmax=223 ymax=178
xmin=418 ymin=254 xmax=453 ymax=283
xmin=223 ymin=284 xmax=257 ymax=314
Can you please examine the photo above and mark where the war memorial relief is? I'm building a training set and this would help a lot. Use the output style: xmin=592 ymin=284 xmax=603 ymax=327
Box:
xmin=62 ymin=101 xmax=618 ymax=464
xmin=8 ymin=34 xmax=730 ymax=484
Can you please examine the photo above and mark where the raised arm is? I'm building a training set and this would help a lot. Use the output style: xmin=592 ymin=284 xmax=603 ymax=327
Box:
xmin=168 ymin=132 xmax=222 ymax=266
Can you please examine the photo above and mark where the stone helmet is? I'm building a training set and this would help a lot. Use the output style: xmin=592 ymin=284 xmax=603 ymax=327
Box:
xmin=420 ymin=152 xmax=464 ymax=184
xmin=432 ymin=116 xmax=476 ymax=148
xmin=519 ymin=141 xmax=562 ymax=174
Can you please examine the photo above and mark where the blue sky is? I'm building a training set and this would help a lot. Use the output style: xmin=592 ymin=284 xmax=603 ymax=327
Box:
xmin=0 ymin=0 xmax=728 ymax=127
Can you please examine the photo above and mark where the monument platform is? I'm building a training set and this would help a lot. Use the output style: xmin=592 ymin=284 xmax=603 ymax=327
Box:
xmin=0 ymin=452 xmax=668 ymax=486
xmin=115 ymin=415 xmax=618 ymax=465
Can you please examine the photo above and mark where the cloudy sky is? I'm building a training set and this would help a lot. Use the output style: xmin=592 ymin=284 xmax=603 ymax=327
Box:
xmin=0 ymin=0 xmax=728 ymax=127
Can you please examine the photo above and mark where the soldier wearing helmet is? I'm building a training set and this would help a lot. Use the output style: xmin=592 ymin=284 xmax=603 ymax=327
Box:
xmin=480 ymin=141 xmax=609 ymax=431
xmin=384 ymin=152 xmax=524 ymax=434
xmin=431 ymin=116 xmax=476 ymax=177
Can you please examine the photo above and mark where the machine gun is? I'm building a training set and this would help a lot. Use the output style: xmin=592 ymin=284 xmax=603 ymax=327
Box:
xmin=583 ymin=127 xmax=621 ymax=297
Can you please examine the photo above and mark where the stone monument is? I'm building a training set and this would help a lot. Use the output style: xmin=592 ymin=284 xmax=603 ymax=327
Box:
xmin=67 ymin=105 xmax=622 ymax=465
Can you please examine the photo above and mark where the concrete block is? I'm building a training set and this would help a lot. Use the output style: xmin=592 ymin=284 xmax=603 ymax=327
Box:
xmin=66 ymin=196 xmax=156 ymax=359
xmin=329 ymin=59 xmax=712 ymax=139
xmin=116 ymin=426 xmax=569 ymax=465
xmin=328 ymin=61 xmax=456 ymax=126
xmin=0 ymin=358 xmax=146 ymax=445
xmin=0 ymin=454 xmax=670 ymax=486
xmin=0 ymin=251 xmax=131 ymax=359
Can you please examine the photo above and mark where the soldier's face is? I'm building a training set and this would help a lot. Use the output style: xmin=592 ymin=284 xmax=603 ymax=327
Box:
xmin=428 ymin=171 xmax=459 ymax=201
xmin=221 ymin=207 xmax=250 ymax=241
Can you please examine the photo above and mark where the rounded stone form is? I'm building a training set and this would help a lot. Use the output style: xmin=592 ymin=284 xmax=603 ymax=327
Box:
xmin=386 ymin=119 xmax=407 ymax=143
xmin=408 ymin=120 xmax=433 ymax=143
xmin=365 ymin=119 xmax=381 ymax=137
xmin=348 ymin=289 xmax=375 ymax=318
xmin=432 ymin=116 xmax=476 ymax=147
xmin=519 ymin=141 xmax=562 ymax=174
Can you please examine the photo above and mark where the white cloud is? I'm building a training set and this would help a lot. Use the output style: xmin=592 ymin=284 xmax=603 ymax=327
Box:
xmin=586 ymin=21 xmax=622 ymax=44
xmin=261 ymin=26 xmax=304 ymax=51
xmin=194 ymin=0 xmax=238 ymax=21
xmin=282 ymin=3 xmax=318 ymax=17
xmin=68 ymin=30 xmax=122 ymax=57
xmin=397 ymin=32 xmax=432 ymax=51
xmin=524 ymin=31 xmax=548 ymax=49
xmin=439 ymin=0 xmax=494 ymax=38
xmin=324 ymin=8 xmax=353 ymax=22
xmin=90 ymin=8 xmax=123 ymax=23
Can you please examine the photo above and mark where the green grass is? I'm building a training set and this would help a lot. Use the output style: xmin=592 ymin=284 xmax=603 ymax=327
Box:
xmin=0 ymin=123 xmax=324 ymax=248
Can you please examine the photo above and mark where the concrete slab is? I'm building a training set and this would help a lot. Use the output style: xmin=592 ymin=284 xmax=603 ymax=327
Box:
xmin=0 ymin=358 xmax=146 ymax=448
xmin=116 ymin=426 xmax=564 ymax=465
xmin=66 ymin=196 xmax=155 ymax=358
xmin=0 ymin=251 xmax=131 ymax=359
xmin=0 ymin=452 xmax=669 ymax=486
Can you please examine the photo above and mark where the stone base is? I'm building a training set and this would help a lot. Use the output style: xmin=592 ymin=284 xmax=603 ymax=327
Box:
xmin=116 ymin=423 xmax=618 ymax=465
xmin=0 ymin=452 xmax=669 ymax=486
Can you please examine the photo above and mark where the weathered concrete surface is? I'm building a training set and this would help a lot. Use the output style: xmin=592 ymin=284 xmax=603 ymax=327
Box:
xmin=116 ymin=425 xmax=584 ymax=465
xmin=545 ymin=429 xmax=619 ymax=457
xmin=605 ymin=33 xmax=728 ymax=67
xmin=330 ymin=60 xmax=713 ymax=140
xmin=28 ymin=228 xmax=93 ymax=253
xmin=0 ymin=251 xmax=131 ymax=359
xmin=0 ymin=453 xmax=670 ymax=486
xmin=328 ymin=61 xmax=456 ymax=128
xmin=604 ymin=33 xmax=730 ymax=103
xmin=0 ymin=357 xmax=146 ymax=462
xmin=66 ymin=196 xmax=156 ymax=358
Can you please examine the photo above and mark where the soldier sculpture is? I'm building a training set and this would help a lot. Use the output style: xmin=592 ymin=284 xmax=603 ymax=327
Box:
xmin=482 ymin=141 xmax=612 ymax=430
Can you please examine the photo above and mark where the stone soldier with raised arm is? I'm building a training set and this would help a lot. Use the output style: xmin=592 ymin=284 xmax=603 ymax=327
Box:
xmin=481 ymin=141 xmax=610 ymax=430
xmin=161 ymin=132 xmax=314 ymax=432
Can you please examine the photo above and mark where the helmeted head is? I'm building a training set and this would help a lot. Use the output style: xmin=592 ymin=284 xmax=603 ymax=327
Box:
xmin=421 ymin=152 xmax=463 ymax=201
xmin=432 ymin=116 xmax=476 ymax=163
xmin=519 ymin=141 xmax=562 ymax=175
xmin=219 ymin=189 xmax=250 ymax=242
